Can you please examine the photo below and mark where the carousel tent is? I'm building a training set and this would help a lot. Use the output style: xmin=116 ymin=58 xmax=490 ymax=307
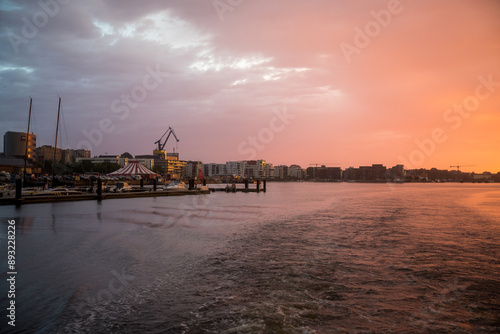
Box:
xmin=108 ymin=160 xmax=157 ymax=177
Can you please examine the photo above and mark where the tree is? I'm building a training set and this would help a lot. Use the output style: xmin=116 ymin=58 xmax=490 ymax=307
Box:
xmin=152 ymin=165 xmax=164 ymax=175
xmin=121 ymin=152 xmax=133 ymax=159
xmin=93 ymin=162 xmax=120 ymax=174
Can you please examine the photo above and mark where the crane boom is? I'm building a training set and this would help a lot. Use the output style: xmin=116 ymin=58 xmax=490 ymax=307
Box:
xmin=154 ymin=126 xmax=179 ymax=151
xmin=450 ymin=164 xmax=476 ymax=171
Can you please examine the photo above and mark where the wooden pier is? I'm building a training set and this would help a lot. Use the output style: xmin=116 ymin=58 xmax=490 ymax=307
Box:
xmin=210 ymin=179 xmax=267 ymax=193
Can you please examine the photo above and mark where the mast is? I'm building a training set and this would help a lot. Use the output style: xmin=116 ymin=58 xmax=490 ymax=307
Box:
xmin=23 ymin=97 xmax=32 ymax=183
xmin=52 ymin=97 xmax=61 ymax=182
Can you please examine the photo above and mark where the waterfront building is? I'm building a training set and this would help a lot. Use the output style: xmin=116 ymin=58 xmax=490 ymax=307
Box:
xmin=343 ymin=167 xmax=359 ymax=181
xmin=307 ymin=165 xmax=342 ymax=180
xmin=165 ymin=153 xmax=186 ymax=180
xmin=288 ymin=164 xmax=305 ymax=179
xmin=472 ymin=172 xmax=492 ymax=181
xmin=36 ymin=145 xmax=62 ymax=164
xmin=226 ymin=161 xmax=246 ymax=179
xmin=203 ymin=163 xmax=227 ymax=179
xmin=4 ymin=131 xmax=36 ymax=161
xmin=372 ymin=164 xmax=387 ymax=180
xmin=263 ymin=162 xmax=274 ymax=179
xmin=136 ymin=153 xmax=183 ymax=179
xmin=388 ymin=164 xmax=405 ymax=180
xmin=76 ymin=155 xmax=124 ymax=166
xmin=185 ymin=161 xmax=203 ymax=179
xmin=0 ymin=156 xmax=39 ymax=174
xmin=274 ymin=165 xmax=288 ymax=179
xmin=357 ymin=164 xmax=387 ymax=181
xmin=38 ymin=146 xmax=91 ymax=165
xmin=61 ymin=148 xmax=91 ymax=164
xmin=244 ymin=160 xmax=267 ymax=179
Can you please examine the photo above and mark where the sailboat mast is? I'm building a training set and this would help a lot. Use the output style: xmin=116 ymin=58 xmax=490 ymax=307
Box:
xmin=52 ymin=97 xmax=61 ymax=181
xmin=23 ymin=97 xmax=32 ymax=181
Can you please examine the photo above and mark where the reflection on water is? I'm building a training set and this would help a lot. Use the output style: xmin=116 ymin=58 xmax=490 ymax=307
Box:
xmin=0 ymin=183 xmax=499 ymax=333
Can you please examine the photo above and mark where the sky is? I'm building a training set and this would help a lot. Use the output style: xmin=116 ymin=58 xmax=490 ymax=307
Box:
xmin=1 ymin=0 xmax=499 ymax=172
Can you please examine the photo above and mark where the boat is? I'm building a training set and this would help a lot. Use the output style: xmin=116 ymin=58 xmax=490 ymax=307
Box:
xmin=109 ymin=182 xmax=132 ymax=193
xmin=163 ymin=180 xmax=188 ymax=190
xmin=0 ymin=172 xmax=11 ymax=183
xmin=0 ymin=184 xmax=15 ymax=198
xmin=31 ymin=188 xmax=84 ymax=196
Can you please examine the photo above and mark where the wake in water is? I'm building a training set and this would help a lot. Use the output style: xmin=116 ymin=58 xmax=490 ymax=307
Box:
xmin=2 ymin=183 xmax=499 ymax=333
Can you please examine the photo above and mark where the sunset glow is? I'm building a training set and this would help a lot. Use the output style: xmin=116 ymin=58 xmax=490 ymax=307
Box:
xmin=1 ymin=0 xmax=499 ymax=172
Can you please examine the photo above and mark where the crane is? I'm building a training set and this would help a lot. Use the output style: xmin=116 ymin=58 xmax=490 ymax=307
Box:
xmin=154 ymin=127 xmax=179 ymax=152
xmin=309 ymin=163 xmax=336 ymax=167
xmin=309 ymin=163 xmax=338 ymax=178
xmin=450 ymin=164 xmax=476 ymax=171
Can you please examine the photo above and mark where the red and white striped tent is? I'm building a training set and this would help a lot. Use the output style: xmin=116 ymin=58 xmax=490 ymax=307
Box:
xmin=108 ymin=160 xmax=157 ymax=178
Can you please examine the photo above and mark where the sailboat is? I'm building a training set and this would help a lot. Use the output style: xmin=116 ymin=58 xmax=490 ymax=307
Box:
xmin=23 ymin=97 xmax=33 ymax=183
xmin=51 ymin=97 xmax=61 ymax=187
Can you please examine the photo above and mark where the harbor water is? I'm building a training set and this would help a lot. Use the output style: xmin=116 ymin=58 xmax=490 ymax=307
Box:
xmin=1 ymin=183 xmax=499 ymax=333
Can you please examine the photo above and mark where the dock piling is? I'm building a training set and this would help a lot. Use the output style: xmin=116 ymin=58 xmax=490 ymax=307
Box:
xmin=97 ymin=179 xmax=102 ymax=200
xmin=15 ymin=179 xmax=22 ymax=200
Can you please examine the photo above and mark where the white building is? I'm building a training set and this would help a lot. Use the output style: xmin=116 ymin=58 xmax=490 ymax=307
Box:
xmin=273 ymin=165 xmax=288 ymax=179
xmin=288 ymin=164 xmax=305 ymax=179
xmin=185 ymin=161 xmax=203 ymax=179
xmin=203 ymin=163 xmax=227 ymax=178
xmin=226 ymin=161 xmax=246 ymax=178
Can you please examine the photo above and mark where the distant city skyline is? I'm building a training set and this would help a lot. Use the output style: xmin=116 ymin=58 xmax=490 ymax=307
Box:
xmin=1 ymin=1 xmax=499 ymax=172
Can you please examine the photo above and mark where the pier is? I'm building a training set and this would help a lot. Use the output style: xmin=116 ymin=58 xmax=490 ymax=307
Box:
xmin=210 ymin=179 xmax=267 ymax=193
xmin=0 ymin=179 xmax=267 ymax=206
xmin=0 ymin=188 xmax=210 ymax=206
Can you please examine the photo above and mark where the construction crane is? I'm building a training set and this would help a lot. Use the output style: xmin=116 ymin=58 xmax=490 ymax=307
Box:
xmin=309 ymin=163 xmax=335 ymax=167
xmin=309 ymin=163 xmax=338 ymax=178
xmin=450 ymin=164 xmax=476 ymax=171
xmin=153 ymin=127 xmax=179 ymax=157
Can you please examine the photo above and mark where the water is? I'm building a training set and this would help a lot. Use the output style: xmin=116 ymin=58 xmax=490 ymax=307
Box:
xmin=1 ymin=183 xmax=499 ymax=333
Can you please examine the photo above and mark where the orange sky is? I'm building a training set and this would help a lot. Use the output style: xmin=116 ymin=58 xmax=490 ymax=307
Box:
xmin=1 ymin=0 xmax=499 ymax=172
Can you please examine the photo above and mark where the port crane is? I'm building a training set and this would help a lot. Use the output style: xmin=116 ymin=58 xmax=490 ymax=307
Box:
xmin=450 ymin=164 xmax=476 ymax=171
xmin=153 ymin=127 xmax=179 ymax=157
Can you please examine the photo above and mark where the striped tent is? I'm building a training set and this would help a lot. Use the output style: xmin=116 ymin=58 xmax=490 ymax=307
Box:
xmin=108 ymin=160 xmax=157 ymax=177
